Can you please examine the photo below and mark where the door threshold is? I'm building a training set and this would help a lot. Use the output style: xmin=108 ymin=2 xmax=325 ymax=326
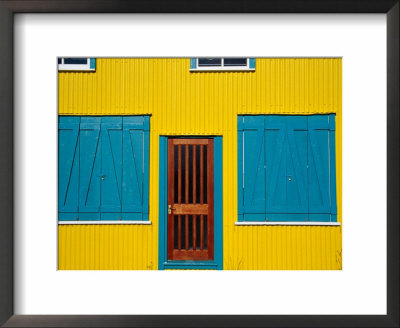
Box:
xmin=162 ymin=261 xmax=219 ymax=270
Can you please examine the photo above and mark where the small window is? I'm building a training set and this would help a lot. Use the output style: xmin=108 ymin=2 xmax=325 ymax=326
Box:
xmin=223 ymin=58 xmax=248 ymax=66
xmin=58 ymin=57 xmax=96 ymax=71
xmin=198 ymin=58 xmax=222 ymax=67
xmin=64 ymin=58 xmax=88 ymax=65
xmin=190 ymin=58 xmax=255 ymax=71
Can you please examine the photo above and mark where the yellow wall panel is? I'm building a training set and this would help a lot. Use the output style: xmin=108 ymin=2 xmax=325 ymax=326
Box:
xmin=58 ymin=225 xmax=157 ymax=270
xmin=59 ymin=58 xmax=341 ymax=116
xmin=58 ymin=58 xmax=342 ymax=270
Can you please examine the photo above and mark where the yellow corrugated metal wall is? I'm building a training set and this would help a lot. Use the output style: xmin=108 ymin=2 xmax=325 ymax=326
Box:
xmin=58 ymin=58 xmax=342 ymax=270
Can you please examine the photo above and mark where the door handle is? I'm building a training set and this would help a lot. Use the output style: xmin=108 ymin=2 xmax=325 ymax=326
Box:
xmin=168 ymin=204 xmax=176 ymax=215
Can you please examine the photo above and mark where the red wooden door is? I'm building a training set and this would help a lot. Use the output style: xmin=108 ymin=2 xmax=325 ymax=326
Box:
xmin=167 ymin=138 xmax=214 ymax=261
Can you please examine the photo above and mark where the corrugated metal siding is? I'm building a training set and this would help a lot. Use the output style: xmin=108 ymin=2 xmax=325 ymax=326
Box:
xmin=224 ymin=226 xmax=342 ymax=270
xmin=59 ymin=58 xmax=341 ymax=117
xmin=58 ymin=58 xmax=342 ymax=270
xmin=58 ymin=225 xmax=157 ymax=270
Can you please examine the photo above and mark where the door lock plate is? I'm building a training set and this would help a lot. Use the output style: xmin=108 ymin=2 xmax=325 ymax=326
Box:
xmin=168 ymin=204 xmax=175 ymax=214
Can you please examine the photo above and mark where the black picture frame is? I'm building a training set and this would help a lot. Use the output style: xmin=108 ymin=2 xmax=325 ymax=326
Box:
xmin=0 ymin=1 xmax=398 ymax=327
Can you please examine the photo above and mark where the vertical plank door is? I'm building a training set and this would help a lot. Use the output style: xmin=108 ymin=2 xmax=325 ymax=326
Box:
xmin=167 ymin=138 xmax=214 ymax=261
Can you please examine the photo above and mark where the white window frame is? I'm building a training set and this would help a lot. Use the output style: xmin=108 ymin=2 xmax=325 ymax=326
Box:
xmin=58 ymin=221 xmax=152 ymax=225
xmin=58 ymin=57 xmax=95 ymax=71
xmin=190 ymin=57 xmax=255 ymax=72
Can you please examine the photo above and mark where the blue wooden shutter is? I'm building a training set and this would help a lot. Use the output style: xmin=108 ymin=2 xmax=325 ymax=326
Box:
xmin=286 ymin=116 xmax=308 ymax=219
xmin=122 ymin=116 xmax=150 ymax=220
xmin=239 ymin=114 xmax=337 ymax=222
xmin=100 ymin=117 xmax=123 ymax=219
xmin=79 ymin=117 xmax=101 ymax=220
xmin=308 ymin=115 xmax=337 ymax=221
xmin=265 ymin=116 xmax=287 ymax=219
xmin=59 ymin=115 xmax=150 ymax=221
xmin=240 ymin=116 xmax=266 ymax=221
xmin=58 ymin=117 xmax=80 ymax=220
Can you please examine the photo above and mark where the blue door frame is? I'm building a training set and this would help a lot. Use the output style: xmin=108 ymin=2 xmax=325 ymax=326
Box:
xmin=158 ymin=136 xmax=223 ymax=270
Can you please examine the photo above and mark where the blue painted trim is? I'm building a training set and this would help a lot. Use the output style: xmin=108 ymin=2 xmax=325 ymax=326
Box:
xmin=308 ymin=214 xmax=332 ymax=222
xmin=190 ymin=58 xmax=197 ymax=69
xmin=58 ymin=213 xmax=78 ymax=221
xmin=249 ymin=58 xmax=256 ymax=69
xmin=164 ymin=260 xmax=217 ymax=264
xmin=59 ymin=116 xmax=81 ymax=124
xmin=158 ymin=136 xmax=223 ymax=270
xmin=158 ymin=136 xmax=168 ymax=270
xmin=237 ymin=117 xmax=244 ymax=221
xmin=143 ymin=115 xmax=150 ymax=131
xmin=123 ymin=116 xmax=148 ymax=128
xmin=79 ymin=213 xmax=101 ymax=220
xmin=329 ymin=114 xmax=337 ymax=220
xmin=142 ymin=118 xmax=150 ymax=220
xmin=243 ymin=213 xmax=334 ymax=221
xmin=121 ymin=213 xmax=145 ymax=220
xmin=329 ymin=113 xmax=336 ymax=131
xmin=214 ymin=136 xmax=223 ymax=270
xmin=243 ymin=214 xmax=266 ymax=221
xmin=237 ymin=115 xmax=244 ymax=131
xmin=80 ymin=116 xmax=101 ymax=123
xmin=100 ymin=213 xmax=121 ymax=220
xmin=90 ymin=58 xmax=96 ymax=69
xmin=163 ymin=263 xmax=218 ymax=270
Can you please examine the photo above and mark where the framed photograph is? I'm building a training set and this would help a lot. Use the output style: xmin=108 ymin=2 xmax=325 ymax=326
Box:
xmin=56 ymin=56 xmax=340 ymax=272
xmin=0 ymin=1 xmax=398 ymax=327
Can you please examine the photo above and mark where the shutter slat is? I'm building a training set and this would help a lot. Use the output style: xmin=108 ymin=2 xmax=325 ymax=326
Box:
xmin=329 ymin=114 xmax=337 ymax=221
xmin=308 ymin=115 xmax=331 ymax=216
xmin=237 ymin=124 xmax=244 ymax=221
xmin=79 ymin=120 xmax=101 ymax=216
xmin=100 ymin=118 xmax=122 ymax=216
xmin=122 ymin=118 xmax=146 ymax=219
xmin=286 ymin=116 xmax=308 ymax=216
xmin=243 ymin=116 xmax=266 ymax=219
xmin=142 ymin=117 xmax=150 ymax=220
xmin=58 ymin=117 xmax=80 ymax=215
xmin=265 ymin=116 xmax=286 ymax=216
